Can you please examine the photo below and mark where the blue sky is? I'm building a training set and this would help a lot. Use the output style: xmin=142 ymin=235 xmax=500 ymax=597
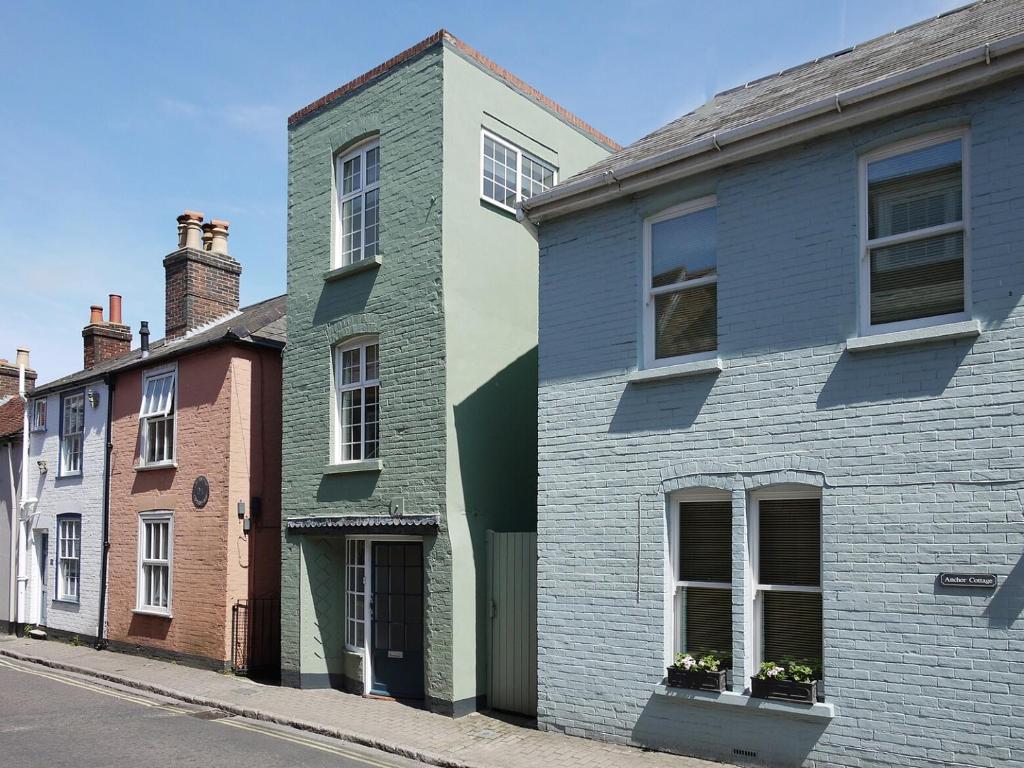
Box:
xmin=0 ymin=0 xmax=962 ymax=381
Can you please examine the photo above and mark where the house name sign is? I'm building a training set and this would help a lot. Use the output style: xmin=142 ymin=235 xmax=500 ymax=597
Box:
xmin=938 ymin=573 xmax=997 ymax=588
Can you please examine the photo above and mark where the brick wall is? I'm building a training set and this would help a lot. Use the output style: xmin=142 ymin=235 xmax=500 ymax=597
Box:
xmin=536 ymin=81 xmax=1024 ymax=768
xmin=83 ymin=323 xmax=131 ymax=368
xmin=164 ymin=248 xmax=242 ymax=339
xmin=281 ymin=46 xmax=452 ymax=696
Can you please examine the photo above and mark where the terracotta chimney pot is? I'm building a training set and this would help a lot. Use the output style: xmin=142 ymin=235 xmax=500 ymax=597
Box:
xmin=109 ymin=294 xmax=123 ymax=325
xmin=202 ymin=221 xmax=215 ymax=251
xmin=209 ymin=219 xmax=230 ymax=255
xmin=176 ymin=210 xmax=205 ymax=250
xmin=89 ymin=305 xmax=104 ymax=325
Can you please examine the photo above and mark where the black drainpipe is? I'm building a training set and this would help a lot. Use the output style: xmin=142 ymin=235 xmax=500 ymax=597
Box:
xmin=95 ymin=372 xmax=114 ymax=649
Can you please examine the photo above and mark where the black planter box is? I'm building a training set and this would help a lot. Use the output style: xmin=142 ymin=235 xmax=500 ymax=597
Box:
xmin=666 ymin=667 xmax=727 ymax=692
xmin=750 ymin=676 xmax=818 ymax=703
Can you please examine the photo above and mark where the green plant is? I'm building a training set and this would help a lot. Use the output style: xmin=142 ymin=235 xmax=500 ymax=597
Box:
xmin=756 ymin=659 xmax=820 ymax=682
xmin=672 ymin=651 xmax=724 ymax=672
xmin=787 ymin=662 xmax=814 ymax=683
xmin=756 ymin=661 xmax=787 ymax=681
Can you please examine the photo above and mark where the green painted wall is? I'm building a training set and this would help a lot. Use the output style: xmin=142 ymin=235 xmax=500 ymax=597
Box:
xmin=281 ymin=45 xmax=453 ymax=698
xmin=282 ymin=37 xmax=612 ymax=711
xmin=439 ymin=46 xmax=613 ymax=703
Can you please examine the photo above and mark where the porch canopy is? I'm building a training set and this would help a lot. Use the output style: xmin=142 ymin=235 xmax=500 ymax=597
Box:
xmin=285 ymin=514 xmax=440 ymax=535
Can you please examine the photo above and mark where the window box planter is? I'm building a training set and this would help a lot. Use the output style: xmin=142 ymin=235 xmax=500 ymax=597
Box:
xmin=667 ymin=667 xmax=727 ymax=692
xmin=750 ymin=677 xmax=818 ymax=703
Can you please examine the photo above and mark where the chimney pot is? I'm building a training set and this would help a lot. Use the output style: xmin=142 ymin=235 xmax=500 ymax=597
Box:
xmin=177 ymin=210 xmax=205 ymax=250
xmin=140 ymin=321 xmax=150 ymax=355
xmin=90 ymin=305 xmax=104 ymax=325
xmin=15 ymin=348 xmax=29 ymax=370
xmin=202 ymin=221 xmax=215 ymax=251
xmin=0 ymin=350 xmax=35 ymax=398
xmin=109 ymin=294 xmax=123 ymax=325
xmin=210 ymin=219 xmax=230 ymax=255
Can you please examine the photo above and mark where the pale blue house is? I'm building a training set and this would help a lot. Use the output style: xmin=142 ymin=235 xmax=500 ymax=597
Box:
xmin=523 ymin=2 xmax=1024 ymax=767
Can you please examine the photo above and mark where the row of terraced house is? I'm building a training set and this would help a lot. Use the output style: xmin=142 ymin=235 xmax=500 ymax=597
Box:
xmin=4 ymin=2 xmax=1024 ymax=766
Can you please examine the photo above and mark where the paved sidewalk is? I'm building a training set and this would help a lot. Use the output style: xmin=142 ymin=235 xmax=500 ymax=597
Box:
xmin=0 ymin=636 xmax=729 ymax=768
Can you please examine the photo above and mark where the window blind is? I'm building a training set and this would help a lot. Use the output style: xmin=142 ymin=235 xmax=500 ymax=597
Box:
xmin=679 ymin=501 xmax=731 ymax=582
xmin=684 ymin=587 xmax=732 ymax=666
xmin=758 ymin=498 xmax=820 ymax=587
xmin=762 ymin=590 xmax=822 ymax=671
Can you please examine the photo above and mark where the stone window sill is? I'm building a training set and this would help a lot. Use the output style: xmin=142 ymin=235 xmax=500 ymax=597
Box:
xmin=135 ymin=461 xmax=177 ymax=472
xmin=325 ymin=459 xmax=384 ymax=475
xmin=653 ymin=684 xmax=835 ymax=721
xmin=132 ymin=608 xmax=172 ymax=619
xmin=629 ymin=357 xmax=723 ymax=383
xmin=324 ymin=255 xmax=382 ymax=282
xmin=846 ymin=319 xmax=980 ymax=353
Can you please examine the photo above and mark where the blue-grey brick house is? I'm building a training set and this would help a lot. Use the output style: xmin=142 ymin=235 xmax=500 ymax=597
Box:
xmin=522 ymin=2 xmax=1024 ymax=766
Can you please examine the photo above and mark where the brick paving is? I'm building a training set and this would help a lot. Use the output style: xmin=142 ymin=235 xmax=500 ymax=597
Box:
xmin=0 ymin=636 xmax=730 ymax=768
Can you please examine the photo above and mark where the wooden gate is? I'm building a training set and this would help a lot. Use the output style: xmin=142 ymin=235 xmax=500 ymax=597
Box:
xmin=487 ymin=531 xmax=537 ymax=716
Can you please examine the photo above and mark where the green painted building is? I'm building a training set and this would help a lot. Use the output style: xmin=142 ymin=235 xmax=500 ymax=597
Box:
xmin=281 ymin=30 xmax=615 ymax=715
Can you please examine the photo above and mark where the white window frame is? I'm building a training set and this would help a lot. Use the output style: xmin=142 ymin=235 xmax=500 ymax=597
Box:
xmin=665 ymin=488 xmax=732 ymax=666
xmin=642 ymin=195 xmax=719 ymax=369
xmin=479 ymin=128 xmax=557 ymax=213
xmin=332 ymin=336 xmax=380 ymax=464
xmin=334 ymin=139 xmax=381 ymax=268
xmin=59 ymin=391 xmax=85 ymax=476
xmin=31 ymin=398 xmax=47 ymax=432
xmin=745 ymin=485 xmax=823 ymax=677
xmin=858 ymin=127 xmax=971 ymax=336
xmin=345 ymin=538 xmax=369 ymax=652
xmin=138 ymin=365 xmax=177 ymax=468
xmin=136 ymin=511 xmax=173 ymax=616
xmin=55 ymin=514 xmax=81 ymax=603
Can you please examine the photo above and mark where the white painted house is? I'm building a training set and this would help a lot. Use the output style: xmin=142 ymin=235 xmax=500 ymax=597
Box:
xmin=23 ymin=296 xmax=132 ymax=640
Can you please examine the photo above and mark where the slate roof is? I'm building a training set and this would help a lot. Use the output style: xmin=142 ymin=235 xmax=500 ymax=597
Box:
xmin=552 ymin=0 xmax=1024 ymax=190
xmin=33 ymin=295 xmax=286 ymax=397
xmin=0 ymin=396 xmax=24 ymax=441
xmin=288 ymin=29 xmax=620 ymax=151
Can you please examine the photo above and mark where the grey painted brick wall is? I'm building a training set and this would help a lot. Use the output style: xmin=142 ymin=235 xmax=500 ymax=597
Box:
xmin=281 ymin=47 xmax=454 ymax=695
xmin=536 ymin=80 xmax=1024 ymax=768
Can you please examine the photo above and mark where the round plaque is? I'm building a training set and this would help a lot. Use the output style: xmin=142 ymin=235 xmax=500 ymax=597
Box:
xmin=192 ymin=476 xmax=210 ymax=508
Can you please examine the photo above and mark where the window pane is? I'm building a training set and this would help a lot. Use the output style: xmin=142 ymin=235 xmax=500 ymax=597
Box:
xmin=343 ymin=155 xmax=361 ymax=194
xmin=655 ymin=282 xmax=717 ymax=359
xmin=342 ymin=197 xmax=363 ymax=262
xmin=364 ymin=385 xmax=379 ymax=459
xmin=870 ymin=232 xmax=964 ymax=325
xmin=759 ymin=498 xmax=820 ymax=587
xmin=762 ymin=590 xmax=822 ymax=672
xmin=365 ymin=146 xmax=379 ymax=186
xmin=679 ymin=501 xmax=731 ymax=582
xmin=520 ymin=155 xmax=555 ymax=200
xmin=684 ymin=587 xmax=732 ymax=667
xmin=483 ymin=136 xmax=517 ymax=207
xmin=365 ymin=343 xmax=379 ymax=382
xmin=651 ymin=206 xmax=716 ymax=287
xmin=364 ymin=188 xmax=379 ymax=259
xmin=341 ymin=348 xmax=360 ymax=385
xmin=868 ymin=139 xmax=962 ymax=239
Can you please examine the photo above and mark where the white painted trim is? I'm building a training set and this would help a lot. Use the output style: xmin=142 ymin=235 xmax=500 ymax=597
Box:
xmin=334 ymin=138 xmax=381 ymax=269
xmin=846 ymin=318 xmax=981 ymax=352
xmin=324 ymin=255 xmax=382 ymax=282
xmin=480 ymin=127 xmax=557 ymax=213
xmin=138 ymin=363 xmax=178 ymax=469
xmin=857 ymin=127 xmax=971 ymax=337
xmin=642 ymin=196 xmax=718 ymax=370
xmin=136 ymin=511 xmax=173 ymax=617
xmin=325 ymin=459 xmax=384 ymax=474
xmin=332 ymin=336 xmax=380 ymax=465
xmin=653 ymin=684 xmax=835 ymax=720
xmin=629 ymin=357 xmax=722 ymax=383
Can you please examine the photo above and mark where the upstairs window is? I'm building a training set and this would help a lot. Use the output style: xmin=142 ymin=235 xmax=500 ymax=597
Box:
xmin=31 ymin=398 xmax=46 ymax=432
xmin=59 ymin=392 xmax=85 ymax=475
xmin=862 ymin=130 xmax=967 ymax=331
xmin=644 ymin=197 xmax=718 ymax=367
xmin=671 ymin=495 xmax=732 ymax=668
xmin=481 ymin=129 xmax=556 ymax=212
xmin=139 ymin=369 xmax=176 ymax=466
xmin=333 ymin=337 xmax=380 ymax=463
xmin=56 ymin=514 xmax=81 ymax=602
xmin=137 ymin=512 xmax=172 ymax=615
xmin=336 ymin=140 xmax=380 ymax=267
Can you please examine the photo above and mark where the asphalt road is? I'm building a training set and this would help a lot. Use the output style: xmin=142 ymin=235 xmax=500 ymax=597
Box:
xmin=0 ymin=657 xmax=427 ymax=768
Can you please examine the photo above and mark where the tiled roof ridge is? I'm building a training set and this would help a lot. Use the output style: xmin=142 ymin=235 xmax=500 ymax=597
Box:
xmin=287 ymin=29 xmax=621 ymax=150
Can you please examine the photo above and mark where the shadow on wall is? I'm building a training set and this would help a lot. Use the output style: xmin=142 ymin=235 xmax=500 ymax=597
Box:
xmin=313 ymin=268 xmax=378 ymax=327
xmin=816 ymin=339 xmax=973 ymax=410
xmin=609 ymin=372 xmax=718 ymax=434
xmin=453 ymin=347 xmax=539 ymax=695
xmin=983 ymin=551 xmax=1024 ymax=629
xmin=317 ymin=472 xmax=380 ymax=503
xmin=127 ymin=612 xmax=171 ymax=642
xmin=632 ymin=693 xmax=828 ymax=767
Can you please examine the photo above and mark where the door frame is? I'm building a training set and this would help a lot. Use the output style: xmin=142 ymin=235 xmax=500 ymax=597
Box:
xmin=344 ymin=535 xmax=424 ymax=696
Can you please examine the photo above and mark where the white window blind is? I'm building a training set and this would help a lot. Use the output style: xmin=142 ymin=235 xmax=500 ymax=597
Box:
xmin=864 ymin=134 xmax=966 ymax=328
xmin=645 ymin=198 xmax=718 ymax=366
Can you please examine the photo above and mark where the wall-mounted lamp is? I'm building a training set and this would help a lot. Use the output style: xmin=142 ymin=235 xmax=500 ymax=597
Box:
xmin=237 ymin=500 xmax=246 ymax=520
xmin=36 ymin=460 xmax=47 ymax=475
xmin=87 ymin=389 xmax=100 ymax=408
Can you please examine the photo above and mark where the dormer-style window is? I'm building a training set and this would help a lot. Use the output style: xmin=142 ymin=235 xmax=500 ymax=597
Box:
xmin=336 ymin=140 xmax=380 ymax=267
xmin=860 ymin=129 xmax=968 ymax=333
xmin=480 ymin=129 xmax=556 ymax=212
xmin=139 ymin=368 xmax=176 ymax=467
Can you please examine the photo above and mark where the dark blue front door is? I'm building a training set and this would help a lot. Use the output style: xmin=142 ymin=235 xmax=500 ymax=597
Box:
xmin=371 ymin=542 xmax=424 ymax=699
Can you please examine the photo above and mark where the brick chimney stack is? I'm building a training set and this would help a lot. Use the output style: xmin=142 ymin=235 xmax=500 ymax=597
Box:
xmin=83 ymin=294 xmax=132 ymax=369
xmin=0 ymin=350 xmax=37 ymax=399
xmin=164 ymin=211 xmax=241 ymax=339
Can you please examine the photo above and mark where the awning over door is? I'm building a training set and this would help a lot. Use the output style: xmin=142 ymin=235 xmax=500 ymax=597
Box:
xmin=285 ymin=514 xmax=439 ymax=535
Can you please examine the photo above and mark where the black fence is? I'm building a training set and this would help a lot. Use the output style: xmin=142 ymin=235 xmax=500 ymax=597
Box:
xmin=231 ymin=597 xmax=280 ymax=680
